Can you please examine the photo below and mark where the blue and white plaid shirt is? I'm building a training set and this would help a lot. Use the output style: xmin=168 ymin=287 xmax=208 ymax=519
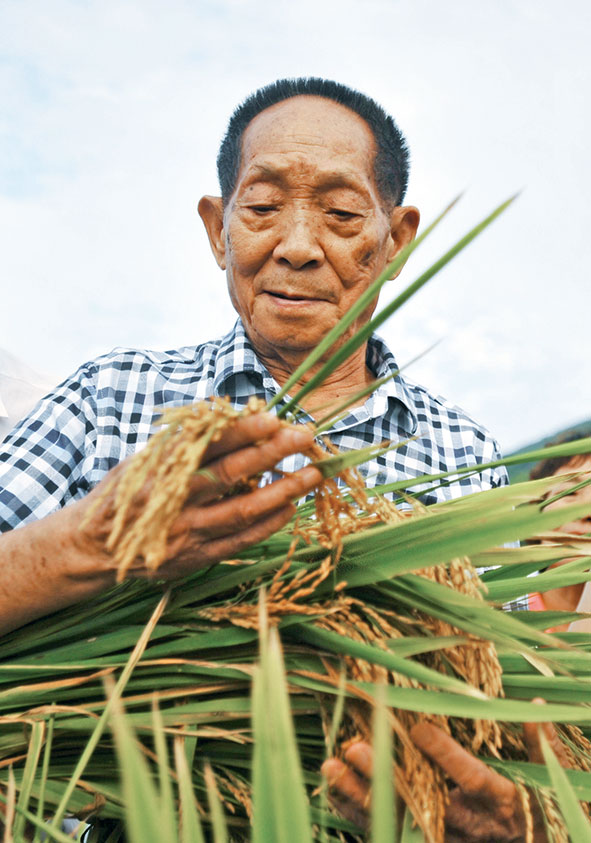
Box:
xmin=0 ymin=320 xmax=507 ymax=532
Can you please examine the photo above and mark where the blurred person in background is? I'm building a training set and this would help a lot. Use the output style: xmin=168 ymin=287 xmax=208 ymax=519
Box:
xmin=0 ymin=349 xmax=57 ymax=443
xmin=528 ymin=430 xmax=591 ymax=632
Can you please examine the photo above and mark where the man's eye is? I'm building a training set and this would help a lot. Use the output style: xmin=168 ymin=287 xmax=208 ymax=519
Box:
xmin=249 ymin=205 xmax=277 ymax=214
xmin=329 ymin=209 xmax=358 ymax=220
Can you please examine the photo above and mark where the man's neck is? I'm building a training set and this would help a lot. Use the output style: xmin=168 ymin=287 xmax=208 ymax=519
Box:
xmin=254 ymin=342 xmax=374 ymax=419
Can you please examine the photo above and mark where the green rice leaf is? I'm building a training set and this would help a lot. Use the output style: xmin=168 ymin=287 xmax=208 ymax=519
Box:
xmin=204 ymin=763 xmax=229 ymax=843
xmin=174 ymin=737 xmax=206 ymax=843
xmin=400 ymin=806 xmax=426 ymax=841
xmin=289 ymin=673 xmax=591 ymax=724
xmin=252 ymin=621 xmax=313 ymax=843
xmin=540 ymin=728 xmax=591 ymax=839
xmin=291 ymin=625 xmax=487 ymax=698
xmin=48 ymin=591 xmax=169 ymax=831
xmin=0 ymin=788 xmax=80 ymax=843
xmin=152 ymin=698 xmax=176 ymax=836
xmin=371 ymin=686 xmax=396 ymax=843
xmin=373 ymin=437 xmax=591 ymax=498
xmin=13 ymin=719 xmax=44 ymax=841
xmin=280 ymin=195 xmax=515 ymax=416
xmin=32 ymin=710 xmax=55 ymax=843
xmin=485 ymin=758 xmax=591 ymax=801
xmin=314 ymin=437 xmax=414 ymax=478
xmin=108 ymin=692 xmax=168 ymax=843
xmin=314 ymin=340 xmax=441 ymax=433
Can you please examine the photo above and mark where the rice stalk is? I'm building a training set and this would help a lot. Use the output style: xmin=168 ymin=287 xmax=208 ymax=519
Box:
xmin=2 ymin=195 xmax=591 ymax=840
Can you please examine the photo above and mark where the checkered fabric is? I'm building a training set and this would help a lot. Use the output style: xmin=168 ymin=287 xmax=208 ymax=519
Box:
xmin=0 ymin=319 xmax=508 ymax=533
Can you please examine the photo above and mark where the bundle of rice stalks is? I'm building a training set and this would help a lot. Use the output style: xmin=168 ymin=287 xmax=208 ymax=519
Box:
xmin=2 ymin=405 xmax=591 ymax=841
xmin=2 ymin=196 xmax=591 ymax=841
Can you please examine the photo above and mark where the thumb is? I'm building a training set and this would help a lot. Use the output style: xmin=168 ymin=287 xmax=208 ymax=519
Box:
xmin=523 ymin=698 xmax=570 ymax=767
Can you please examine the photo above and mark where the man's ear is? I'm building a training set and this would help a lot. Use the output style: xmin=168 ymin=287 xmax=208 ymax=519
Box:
xmin=386 ymin=205 xmax=420 ymax=277
xmin=198 ymin=196 xmax=226 ymax=270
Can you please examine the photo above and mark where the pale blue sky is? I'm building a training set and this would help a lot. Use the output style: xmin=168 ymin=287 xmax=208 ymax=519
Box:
xmin=1 ymin=0 xmax=589 ymax=450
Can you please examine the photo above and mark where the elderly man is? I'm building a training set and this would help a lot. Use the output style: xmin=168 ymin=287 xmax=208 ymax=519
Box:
xmin=1 ymin=78 xmax=551 ymax=840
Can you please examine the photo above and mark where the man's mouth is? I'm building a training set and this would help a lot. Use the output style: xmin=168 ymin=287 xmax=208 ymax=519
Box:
xmin=263 ymin=290 xmax=323 ymax=302
xmin=268 ymin=292 xmax=307 ymax=301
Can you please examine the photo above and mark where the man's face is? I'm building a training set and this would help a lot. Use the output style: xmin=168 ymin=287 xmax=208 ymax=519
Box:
xmin=545 ymin=456 xmax=591 ymax=536
xmin=200 ymin=96 xmax=418 ymax=362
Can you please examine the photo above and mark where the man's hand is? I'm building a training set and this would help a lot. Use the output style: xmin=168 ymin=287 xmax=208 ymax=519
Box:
xmin=322 ymin=713 xmax=570 ymax=842
xmin=0 ymin=414 xmax=321 ymax=634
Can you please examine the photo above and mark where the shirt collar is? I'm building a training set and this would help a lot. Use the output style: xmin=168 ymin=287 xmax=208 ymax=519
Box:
xmin=212 ymin=319 xmax=418 ymax=434
xmin=212 ymin=319 xmax=275 ymax=396
xmin=365 ymin=334 xmax=419 ymax=434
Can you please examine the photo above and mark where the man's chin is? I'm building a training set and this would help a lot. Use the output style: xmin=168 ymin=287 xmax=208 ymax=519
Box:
xmin=255 ymin=330 xmax=324 ymax=356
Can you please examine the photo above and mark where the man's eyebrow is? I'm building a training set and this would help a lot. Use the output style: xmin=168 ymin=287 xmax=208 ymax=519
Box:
xmin=245 ymin=164 xmax=285 ymax=183
xmin=242 ymin=163 xmax=370 ymax=193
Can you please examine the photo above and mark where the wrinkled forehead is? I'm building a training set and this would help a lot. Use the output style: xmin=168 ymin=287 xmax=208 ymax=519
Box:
xmin=238 ymin=95 xmax=378 ymax=180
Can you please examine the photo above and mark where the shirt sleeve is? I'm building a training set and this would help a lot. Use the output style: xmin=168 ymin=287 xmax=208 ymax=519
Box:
xmin=0 ymin=363 xmax=98 ymax=532
xmin=478 ymin=435 xmax=509 ymax=490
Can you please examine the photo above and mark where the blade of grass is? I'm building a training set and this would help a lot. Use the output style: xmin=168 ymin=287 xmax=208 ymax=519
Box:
xmin=13 ymin=720 xmax=44 ymax=841
xmin=318 ymin=668 xmax=346 ymax=843
xmin=251 ymin=662 xmax=274 ymax=843
xmin=326 ymin=668 xmax=347 ymax=757
xmin=292 ymin=625 xmax=488 ymax=698
xmin=485 ymin=758 xmax=591 ymax=802
xmin=3 ymin=766 xmax=16 ymax=843
xmin=287 ymin=672 xmax=591 ymax=724
xmin=252 ymin=593 xmax=313 ymax=843
xmin=33 ymin=710 xmax=55 ymax=843
xmin=371 ymin=685 xmax=396 ymax=843
xmin=280 ymin=195 xmax=516 ymax=417
xmin=314 ymin=339 xmax=442 ymax=433
xmin=0 ymin=789 xmax=79 ymax=843
xmin=485 ymin=558 xmax=591 ymax=604
xmin=107 ymin=686 xmax=167 ymax=843
xmin=48 ymin=591 xmax=169 ymax=831
xmin=314 ymin=372 xmax=405 ymax=434
xmin=314 ymin=437 xmax=415 ymax=479
xmin=174 ymin=736 xmax=205 ymax=843
xmin=400 ymin=806 xmax=426 ymax=841
xmin=539 ymin=728 xmax=591 ymax=839
xmin=204 ymin=763 xmax=228 ymax=843
xmin=371 ymin=437 xmax=591 ymax=499
xmin=151 ymin=698 xmax=176 ymax=837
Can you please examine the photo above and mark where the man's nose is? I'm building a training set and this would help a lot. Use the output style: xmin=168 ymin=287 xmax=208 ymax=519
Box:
xmin=272 ymin=213 xmax=325 ymax=269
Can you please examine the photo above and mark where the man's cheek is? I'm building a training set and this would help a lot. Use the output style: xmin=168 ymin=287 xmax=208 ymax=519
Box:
xmin=338 ymin=241 xmax=385 ymax=290
xmin=227 ymin=227 xmax=274 ymax=273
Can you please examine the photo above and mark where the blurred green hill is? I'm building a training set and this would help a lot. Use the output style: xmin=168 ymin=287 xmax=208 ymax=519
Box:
xmin=506 ymin=419 xmax=591 ymax=484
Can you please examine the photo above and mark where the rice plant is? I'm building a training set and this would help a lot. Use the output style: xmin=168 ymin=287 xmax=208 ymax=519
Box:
xmin=1 ymin=196 xmax=590 ymax=841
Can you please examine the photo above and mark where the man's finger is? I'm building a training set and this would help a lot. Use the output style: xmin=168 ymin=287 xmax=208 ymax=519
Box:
xmin=202 ymin=413 xmax=282 ymax=462
xmin=343 ymin=741 xmax=373 ymax=781
xmin=174 ymin=465 xmax=321 ymax=538
xmin=321 ymin=758 xmax=371 ymax=824
xmin=189 ymin=426 xmax=318 ymax=503
xmin=149 ymin=504 xmax=297 ymax=579
xmin=523 ymin=700 xmax=571 ymax=768
xmin=325 ymin=791 xmax=370 ymax=832
xmin=410 ymin=722 xmax=515 ymax=800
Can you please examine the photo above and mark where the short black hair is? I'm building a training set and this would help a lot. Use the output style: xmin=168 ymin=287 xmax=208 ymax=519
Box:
xmin=217 ymin=77 xmax=410 ymax=208
xmin=530 ymin=430 xmax=591 ymax=480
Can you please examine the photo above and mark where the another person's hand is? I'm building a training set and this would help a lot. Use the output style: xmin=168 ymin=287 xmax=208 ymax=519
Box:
xmin=72 ymin=412 xmax=322 ymax=580
xmin=322 ymin=713 xmax=570 ymax=842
